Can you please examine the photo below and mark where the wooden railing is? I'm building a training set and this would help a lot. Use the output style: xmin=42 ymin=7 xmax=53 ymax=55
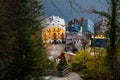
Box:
xmin=46 ymin=67 xmax=71 ymax=77
xmin=58 ymin=67 xmax=71 ymax=77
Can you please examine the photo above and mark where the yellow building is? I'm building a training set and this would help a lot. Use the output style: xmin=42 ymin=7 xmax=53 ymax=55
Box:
xmin=42 ymin=26 xmax=65 ymax=43
xmin=42 ymin=16 xmax=66 ymax=43
xmin=94 ymin=33 xmax=106 ymax=39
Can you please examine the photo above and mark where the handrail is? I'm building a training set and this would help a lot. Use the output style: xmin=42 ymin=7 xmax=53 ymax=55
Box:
xmin=46 ymin=67 xmax=71 ymax=77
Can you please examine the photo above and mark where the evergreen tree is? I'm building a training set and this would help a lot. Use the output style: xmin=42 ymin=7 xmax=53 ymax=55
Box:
xmin=0 ymin=1 xmax=14 ymax=79
xmin=0 ymin=0 xmax=49 ymax=80
xmin=93 ymin=0 xmax=120 ymax=79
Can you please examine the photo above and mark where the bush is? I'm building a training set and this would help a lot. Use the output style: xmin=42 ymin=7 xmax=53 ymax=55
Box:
xmin=70 ymin=49 xmax=110 ymax=80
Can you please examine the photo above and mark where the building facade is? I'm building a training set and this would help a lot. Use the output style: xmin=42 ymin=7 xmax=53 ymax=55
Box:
xmin=42 ymin=16 xmax=66 ymax=43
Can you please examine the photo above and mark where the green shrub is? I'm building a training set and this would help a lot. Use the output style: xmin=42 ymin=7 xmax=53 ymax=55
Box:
xmin=70 ymin=49 xmax=110 ymax=80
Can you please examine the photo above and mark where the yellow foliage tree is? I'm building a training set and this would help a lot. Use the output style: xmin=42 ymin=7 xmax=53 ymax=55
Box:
xmin=70 ymin=49 xmax=111 ymax=80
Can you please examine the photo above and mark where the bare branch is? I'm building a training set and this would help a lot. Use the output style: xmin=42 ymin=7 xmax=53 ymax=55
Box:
xmin=92 ymin=9 xmax=111 ymax=19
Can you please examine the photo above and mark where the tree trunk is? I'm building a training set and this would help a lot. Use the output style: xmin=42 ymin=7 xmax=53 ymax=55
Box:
xmin=109 ymin=0 xmax=117 ymax=79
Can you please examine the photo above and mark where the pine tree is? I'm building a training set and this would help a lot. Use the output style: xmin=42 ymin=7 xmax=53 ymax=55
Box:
xmin=92 ymin=0 xmax=120 ymax=79
xmin=0 ymin=1 xmax=15 ymax=79
xmin=0 ymin=0 xmax=49 ymax=80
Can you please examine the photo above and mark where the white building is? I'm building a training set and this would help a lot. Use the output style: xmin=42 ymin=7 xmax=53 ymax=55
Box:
xmin=42 ymin=16 xmax=65 ymax=28
xmin=42 ymin=16 xmax=66 ymax=43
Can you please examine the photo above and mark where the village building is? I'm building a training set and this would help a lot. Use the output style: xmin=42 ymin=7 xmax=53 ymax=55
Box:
xmin=66 ymin=19 xmax=83 ymax=52
xmin=66 ymin=18 xmax=94 ymax=51
xmin=83 ymin=19 xmax=94 ymax=34
xmin=66 ymin=32 xmax=85 ymax=51
xmin=91 ymin=17 xmax=108 ymax=48
xmin=67 ymin=18 xmax=83 ymax=33
xmin=96 ymin=17 xmax=108 ymax=33
xmin=42 ymin=16 xmax=66 ymax=43
xmin=82 ymin=19 xmax=94 ymax=40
